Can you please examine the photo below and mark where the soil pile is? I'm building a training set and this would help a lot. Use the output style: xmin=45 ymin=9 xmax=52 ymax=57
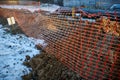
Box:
xmin=22 ymin=52 xmax=84 ymax=80
xmin=0 ymin=8 xmax=57 ymax=39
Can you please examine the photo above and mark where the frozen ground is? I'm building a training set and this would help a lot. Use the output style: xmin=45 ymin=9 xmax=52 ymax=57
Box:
xmin=0 ymin=24 xmax=46 ymax=80
xmin=0 ymin=4 xmax=60 ymax=13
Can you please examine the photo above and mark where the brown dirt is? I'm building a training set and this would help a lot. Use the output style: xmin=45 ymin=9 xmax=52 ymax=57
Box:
xmin=0 ymin=8 xmax=56 ymax=39
xmin=22 ymin=52 xmax=84 ymax=80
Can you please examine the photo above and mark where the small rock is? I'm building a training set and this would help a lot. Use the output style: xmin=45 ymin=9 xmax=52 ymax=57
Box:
xmin=20 ymin=59 xmax=23 ymax=61
xmin=35 ymin=44 xmax=43 ymax=50
xmin=3 ymin=65 xmax=9 ymax=68
xmin=25 ymin=55 xmax=31 ymax=61
xmin=13 ymin=63 xmax=16 ymax=65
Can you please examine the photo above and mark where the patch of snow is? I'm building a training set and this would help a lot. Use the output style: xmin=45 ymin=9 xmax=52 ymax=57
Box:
xmin=0 ymin=24 xmax=2 ymax=27
xmin=81 ymin=18 xmax=96 ymax=22
xmin=40 ymin=4 xmax=60 ymax=13
xmin=0 ymin=24 xmax=46 ymax=80
xmin=29 ymin=37 xmax=47 ymax=47
xmin=0 ymin=4 xmax=60 ymax=13
xmin=66 ymin=17 xmax=96 ymax=22
xmin=0 ymin=5 xmax=40 ymax=12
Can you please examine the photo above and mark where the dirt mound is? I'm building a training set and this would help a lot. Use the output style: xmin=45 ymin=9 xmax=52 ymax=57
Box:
xmin=0 ymin=8 xmax=57 ymax=39
xmin=22 ymin=52 xmax=84 ymax=80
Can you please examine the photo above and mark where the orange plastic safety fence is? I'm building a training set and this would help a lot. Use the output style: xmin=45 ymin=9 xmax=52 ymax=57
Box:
xmin=42 ymin=12 xmax=120 ymax=80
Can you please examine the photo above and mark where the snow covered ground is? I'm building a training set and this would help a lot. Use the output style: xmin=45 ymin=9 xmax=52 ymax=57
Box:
xmin=0 ymin=24 xmax=46 ymax=80
xmin=0 ymin=4 xmax=60 ymax=13
xmin=40 ymin=4 xmax=60 ymax=13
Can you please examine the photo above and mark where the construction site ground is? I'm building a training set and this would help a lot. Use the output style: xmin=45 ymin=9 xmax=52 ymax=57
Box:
xmin=0 ymin=6 xmax=120 ymax=80
xmin=0 ymin=8 xmax=85 ymax=80
xmin=22 ymin=51 xmax=84 ymax=80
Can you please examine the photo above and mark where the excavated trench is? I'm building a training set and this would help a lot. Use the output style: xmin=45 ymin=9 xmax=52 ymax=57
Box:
xmin=0 ymin=8 xmax=84 ymax=80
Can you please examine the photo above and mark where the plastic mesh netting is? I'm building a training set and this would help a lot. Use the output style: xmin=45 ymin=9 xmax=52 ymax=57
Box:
xmin=39 ymin=13 xmax=120 ymax=80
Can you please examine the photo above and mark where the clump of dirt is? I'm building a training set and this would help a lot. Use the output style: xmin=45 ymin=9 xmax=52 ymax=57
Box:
xmin=22 ymin=52 xmax=84 ymax=80
xmin=9 ymin=24 xmax=24 ymax=35
xmin=0 ymin=17 xmax=8 ymax=25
